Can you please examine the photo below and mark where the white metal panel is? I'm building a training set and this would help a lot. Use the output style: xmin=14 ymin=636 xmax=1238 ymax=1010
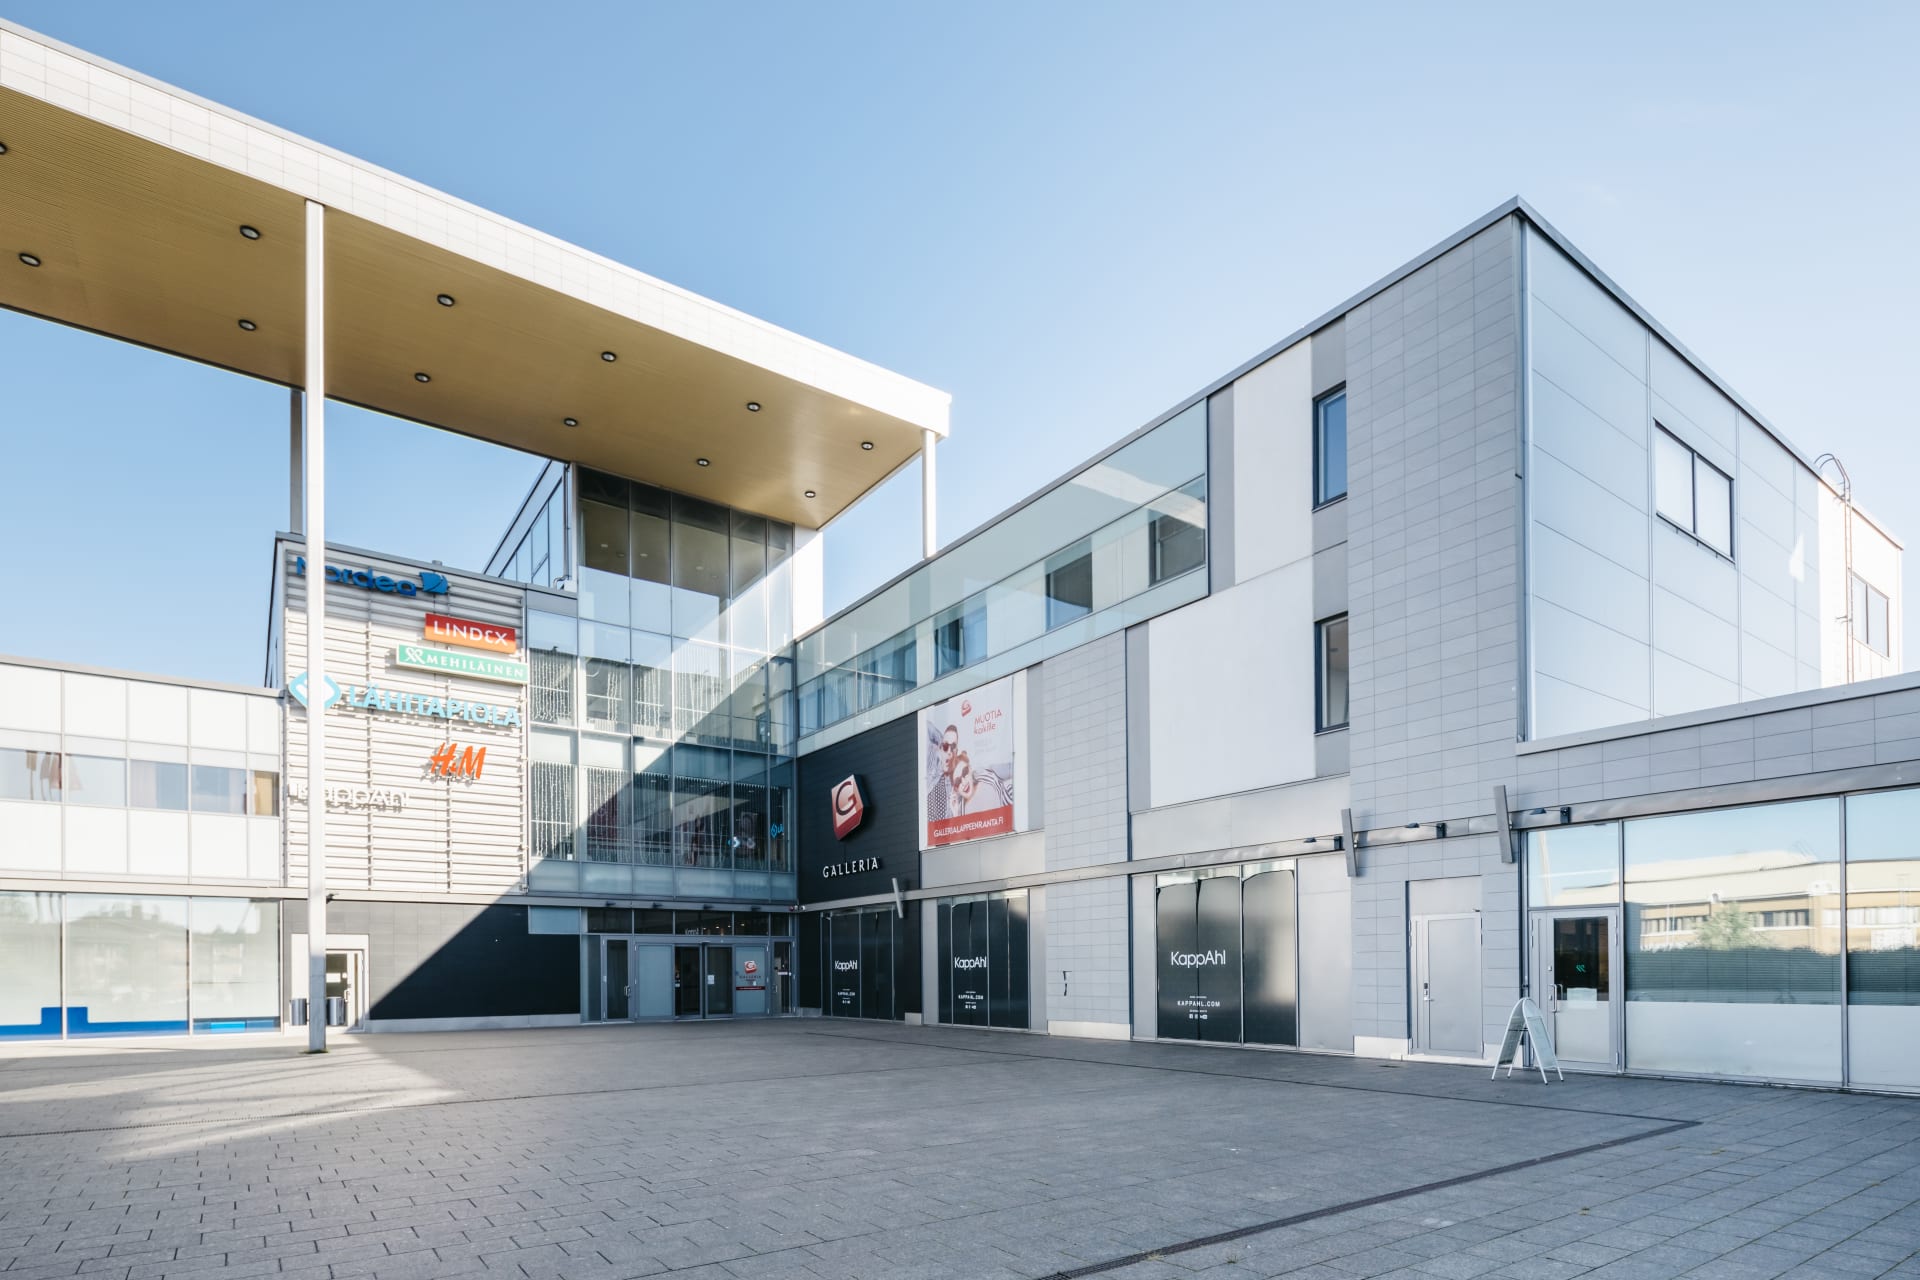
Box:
xmin=188 ymin=688 xmax=249 ymax=750
xmin=61 ymin=673 xmax=126 ymax=738
xmin=247 ymin=697 xmax=281 ymax=755
xmin=1532 ymin=599 xmax=1650 ymax=712
xmin=1146 ymin=560 xmax=1315 ymax=807
xmin=127 ymin=810 xmax=189 ymax=877
xmin=126 ymin=681 xmax=189 ymax=745
xmin=0 ymin=665 xmax=60 ymax=731
xmin=189 ymin=813 xmax=248 ymax=879
xmin=1651 ymin=340 xmax=1738 ymax=464
xmin=1229 ymin=339 xmax=1314 ymax=583
xmin=246 ymin=816 xmax=280 ymax=881
xmin=0 ymin=800 xmax=60 ymax=871
xmin=63 ymin=806 xmax=127 ymax=874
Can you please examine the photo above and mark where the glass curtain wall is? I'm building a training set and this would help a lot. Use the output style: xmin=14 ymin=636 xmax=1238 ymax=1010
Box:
xmin=797 ymin=400 xmax=1208 ymax=738
xmin=527 ymin=469 xmax=797 ymax=902
xmin=1844 ymin=790 xmax=1920 ymax=1090
xmin=0 ymin=892 xmax=279 ymax=1039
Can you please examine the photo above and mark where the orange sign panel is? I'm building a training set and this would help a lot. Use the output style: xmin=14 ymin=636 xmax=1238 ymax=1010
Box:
xmin=424 ymin=613 xmax=517 ymax=655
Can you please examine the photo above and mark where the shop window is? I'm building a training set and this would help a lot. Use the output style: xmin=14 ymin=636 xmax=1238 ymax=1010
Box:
xmin=1044 ymin=541 xmax=1093 ymax=630
xmin=189 ymin=899 xmax=279 ymax=1031
xmin=0 ymin=891 xmax=61 ymax=1038
xmin=64 ymin=894 xmax=188 ymax=1036
xmin=936 ymin=891 xmax=1031 ymax=1029
xmin=1525 ymin=823 xmax=1620 ymax=908
xmin=1653 ymin=425 xmax=1733 ymax=558
xmin=1314 ymin=387 xmax=1347 ymax=505
xmin=1316 ymin=614 xmax=1349 ymax=731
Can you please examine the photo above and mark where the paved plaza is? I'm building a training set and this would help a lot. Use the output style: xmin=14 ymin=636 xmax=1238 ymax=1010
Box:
xmin=4 ymin=1022 xmax=1920 ymax=1280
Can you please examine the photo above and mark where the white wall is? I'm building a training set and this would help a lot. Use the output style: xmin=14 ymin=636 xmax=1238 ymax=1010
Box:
xmin=1146 ymin=560 xmax=1316 ymax=806
xmin=1230 ymin=339 xmax=1315 ymax=582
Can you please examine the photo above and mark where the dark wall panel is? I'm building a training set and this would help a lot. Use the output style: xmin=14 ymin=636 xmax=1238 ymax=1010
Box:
xmin=1243 ymin=869 xmax=1298 ymax=1047
xmin=284 ymin=900 xmax=580 ymax=1021
xmin=798 ymin=716 xmax=921 ymax=902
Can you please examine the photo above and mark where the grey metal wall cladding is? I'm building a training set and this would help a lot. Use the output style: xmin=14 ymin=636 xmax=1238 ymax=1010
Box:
xmin=283 ymin=900 xmax=578 ymax=1020
xmin=1242 ymin=869 xmax=1298 ymax=1047
xmin=797 ymin=714 xmax=919 ymax=902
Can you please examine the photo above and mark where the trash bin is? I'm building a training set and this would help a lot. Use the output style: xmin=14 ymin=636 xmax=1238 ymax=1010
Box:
xmin=325 ymin=996 xmax=348 ymax=1027
xmin=289 ymin=997 xmax=308 ymax=1027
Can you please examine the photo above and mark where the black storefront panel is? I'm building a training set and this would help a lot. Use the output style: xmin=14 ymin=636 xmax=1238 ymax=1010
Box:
xmin=1242 ymin=868 xmax=1298 ymax=1046
xmin=860 ymin=910 xmax=891 ymax=1019
xmin=1156 ymin=879 xmax=1244 ymax=1041
xmin=951 ymin=899 xmax=988 ymax=1024
xmin=990 ymin=892 xmax=1030 ymax=1029
xmin=829 ymin=913 xmax=861 ymax=1016
xmin=935 ymin=891 xmax=1030 ymax=1030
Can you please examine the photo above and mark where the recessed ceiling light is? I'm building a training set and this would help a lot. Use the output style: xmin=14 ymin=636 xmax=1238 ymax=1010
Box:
xmin=600 ymin=351 xmax=618 ymax=363
xmin=239 ymin=225 xmax=261 ymax=240
xmin=414 ymin=372 xmax=432 ymax=383
xmin=804 ymin=490 xmax=816 ymax=499
xmin=18 ymin=252 xmax=41 ymax=267
xmin=562 ymin=417 xmax=579 ymax=428
xmin=746 ymin=402 xmax=761 ymax=412
xmin=860 ymin=440 xmax=875 ymax=451
xmin=695 ymin=458 xmax=710 ymax=467
xmin=0 ymin=142 xmax=9 ymax=155
xmin=436 ymin=293 xmax=455 ymax=307
xmin=238 ymin=319 xmax=257 ymax=332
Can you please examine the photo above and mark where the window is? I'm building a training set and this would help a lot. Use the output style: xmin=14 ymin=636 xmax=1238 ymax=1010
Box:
xmin=190 ymin=765 xmax=247 ymax=815
xmin=130 ymin=760 xmax=188 ymax=811
xmin=934 ymin=598 xmax=987 ymax=677
xmin=250 ymin=771 xmax=279 ymax=817
xmin=1314 ymin=388 xmax=1347 ymax=505
xmin=1044 ymin=541 xmax=1093 ymax=630
xmin=1653 ymin=426 xmax=1733 ymax=557
xmin=1149 ymin=477 xmax=1206 ymax=585
xmin=64 ymin=755 xmax=126 ymax=807
xmin=0 ymin=749 xmax=59 ymax=801
xmin=1316 ymin=614 xmax=1349 ymax=730
xmin=1852 ymin=573 xmax=1891 ymax=657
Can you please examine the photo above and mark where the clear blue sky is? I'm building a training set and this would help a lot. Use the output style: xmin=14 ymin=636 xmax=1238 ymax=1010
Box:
xmin=3 ymin=2 xmax=1916 ymax=686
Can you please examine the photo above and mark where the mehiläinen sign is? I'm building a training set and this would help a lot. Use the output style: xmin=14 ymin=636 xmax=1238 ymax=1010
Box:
xmin=393 ymin=644 xmax=528 ymax=685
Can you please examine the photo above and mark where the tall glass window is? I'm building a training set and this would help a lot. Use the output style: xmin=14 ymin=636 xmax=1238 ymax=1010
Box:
xmin=632 ymin=744 xmax=674 ymax=865
xmin=531 ymin=650 xmax=575 ymax=726
xmin=189 ymin=899 xmax=280 ymax=1031
xmin=1149 ymin=477 xmax=1207 ymax=585
xmin=1654 ymin=425 xmax=1733 ymax=558
xmin=529 ymin=731 xmax=577 ymax=861
xmin=934 ymin=597 xmax=986 ymax=677
xmin=1623 ymin=799 xmax=1840 ymax=1082
xmin=1316 ymin=615 xmax=1349 ymax=731
xmin=630 ymin=483 xmax=673 ymax=634
xmin=1314 ymin=388 xmax=1347 ymax=505
xmin=671 ymin=495 xmax=729 ymax=644
xmin=64 ymin=895 xmax=189 ymax=1036
xmin=672 ymin=745 xmax=731 ymax=867
xmin=1844 ymin=790 xmax=1920 ymax=1089
xmin=581 ymin=736 xmax=630 ymax=863
xmin=190 ymin=765 xmax=247 ymax=814
xmin=0 ymin=891 xmax=61 ymax=1038
xmin=1044 ymin=541 xmax=1093 ymax=630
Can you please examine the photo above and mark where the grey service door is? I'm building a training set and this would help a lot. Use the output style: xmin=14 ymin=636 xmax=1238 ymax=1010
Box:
xmin=1412 ymin=912 xmax=1480 ymax=1057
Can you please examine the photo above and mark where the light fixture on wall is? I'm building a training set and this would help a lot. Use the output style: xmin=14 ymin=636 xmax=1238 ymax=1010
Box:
xmin=562 ymin=417 xmax=579 ymax=428
xmin=413 ymin=372 xmax=432 ymax=383
xmin=18 ymin=252 xmax=41 ymax=267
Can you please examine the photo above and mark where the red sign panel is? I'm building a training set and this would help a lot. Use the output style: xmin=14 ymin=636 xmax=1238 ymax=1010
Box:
xmin=831 ymin=775 xmax=866 ymax=839
xmin=424 ymin=613 xmax=518 ymax=655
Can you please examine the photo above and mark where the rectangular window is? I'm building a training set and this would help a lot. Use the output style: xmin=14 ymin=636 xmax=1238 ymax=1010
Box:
xmin=0 ymin=749 xmax=60 ymax=802
xmin=1654 ymin=425 xmax=1733 ymax=558
xmin=250 ymin=771 xmax=280 ymax=817
xmin=65 ymin=755 xmax=127 ymax=807
xmin=1316 ymin=614 xmax=1349 ymax=730
xmin=190 ymin=765 xmax=247 ymax=814
xmin=1044 ymin=541 xmax=1093 ymax=630
xmin=130 ymin=760 xmax=188 ymax=811
xmin=1314 ymin=388 xmax=1347 ymax=505
xmin=1148 ymin=477 xmax=1207 ymax=585
xmin=1851 ymin=572 xmax=1891 ymax=657
xmin=933 ymin=598 xmax=987 ymax=677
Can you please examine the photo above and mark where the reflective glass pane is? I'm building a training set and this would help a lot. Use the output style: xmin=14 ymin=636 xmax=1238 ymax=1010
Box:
xmin=1149 ymin=477 xmax=1207 ymax=585
xmin=671 ymin=495 xmax=729 ymax=642
xmin=632 ymin=632 xmax=673 ymax=739
xmin=190 ymin=899 xmax=280 ymax=1030
xmin=1696 ymin=460 xmax=1732 ymax=556
xmin=1044 ymin=541 xmax=1092 ymax=630
xmin=1653 ymin=428 xmax=1694 ymax=530
xmin=0 ymin=748 xmax=60 ymax=801
xmin=1869 ymin=587 xmax=1891 ymax=656
xmin=130 ymin=760 xmax=188 ymax=811
xmin=250 ymin=771 xmax=279 ymax=817
xmin=0 ymin=891 xmax=61 ymax=1038
xmin=65 ymin=755 xmax=125 ymax=807
xmin=580 ymin=499 xmax=629 ymax=577
xmin=1315 ymin=390 xmax=1347 ymax=503
xmin=1624 ymin=799 xmax=1840 ymax=1081
xmin=1845 ymin=790 xmax=1920 ymax=1089
xmin=65 ymin=894 xmax=188 ymax=1035
xmin=631 ymin=485 xmax=673 ymax=629
xmin=531 ymin=651 xmax=576 ymax=725
xmin=674 ymin=641 xmax=729 ymax=741
xmin=633 ymin=743 xmax=674 ymax=866
xmin=1318 ymin=616 xmax=1349 ymax=730
xmin=190 ymin=765 xmax=246 ymax=814
xmin=1526 ymin=823 xmax=1619 ymax=907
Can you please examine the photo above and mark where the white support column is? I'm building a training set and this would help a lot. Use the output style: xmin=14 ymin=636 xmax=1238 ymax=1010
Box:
xmin=304 ymin=199 xmax=328 ymax=1053
xmin=920 ymin=429 xmax=938 ymax=560
xmin=288 ymin=387 xmax=303 ymax=533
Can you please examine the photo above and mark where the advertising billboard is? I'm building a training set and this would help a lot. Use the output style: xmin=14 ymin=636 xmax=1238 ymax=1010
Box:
xmin=917 ymin=676 xmax=1018 ymax=848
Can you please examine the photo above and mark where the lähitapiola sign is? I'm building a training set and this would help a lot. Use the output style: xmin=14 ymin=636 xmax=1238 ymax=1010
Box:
xmin=287 ymin=674 xmax=522 ymax=728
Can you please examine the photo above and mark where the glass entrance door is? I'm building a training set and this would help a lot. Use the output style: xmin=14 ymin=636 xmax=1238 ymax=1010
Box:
xmin=604 ymin=939 xmax=631 ymax=1020
xmin=673 ymin=946 xmax=702 ymax=1017
xmin=1530 ymin=909 xmax=1620 ymax=1070
xmin=704 ymin=945 xmax=733 ymax=1017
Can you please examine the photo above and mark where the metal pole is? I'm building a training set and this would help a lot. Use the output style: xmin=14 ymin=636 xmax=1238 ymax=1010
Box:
xmin=920 ymin=429 xmax=937 ymax=559
xmin=304 ymin=199 xmax=328 ymax=1053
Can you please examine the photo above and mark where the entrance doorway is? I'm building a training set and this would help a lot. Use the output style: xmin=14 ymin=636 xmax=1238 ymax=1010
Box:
xmin=1529 ymin=908 xmax=1621 ymax=1070
xmin=324 ymin=950 xmax=367 ymax=1032
xmin=1410 ymin=912 xmax=1479 ymax=1057
xmin=671 ymin=942 xmax=766 ymax=1018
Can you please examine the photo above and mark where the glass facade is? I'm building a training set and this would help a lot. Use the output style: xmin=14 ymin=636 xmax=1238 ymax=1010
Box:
xmin=796 ymin=400 xmax=1208 ymax=738
xmin=1523 ymin=794 xmax=1920 ymax=1086
xmin=526 ymin=469 xmax=798 ymax=903
xmin=499 ymin=478 xmax=570 ymax=589
xmin=0 ymin=891 xmax=279 ymax=1039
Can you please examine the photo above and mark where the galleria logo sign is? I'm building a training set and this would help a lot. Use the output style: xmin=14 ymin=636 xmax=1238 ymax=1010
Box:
xmin=1169 ymin=950 xmax=1229 ymax=968
xmin=294 ymin=556 xmax=449 ymax=598
xmin=830 ymin=774 xmax=866 ymax=839
xmin=952 ymin=956 xmax=988 ymax=971
xmin=821 ymin=857 xmax=879 ymax=879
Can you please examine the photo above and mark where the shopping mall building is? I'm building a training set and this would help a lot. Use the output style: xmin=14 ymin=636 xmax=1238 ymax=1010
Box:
xmin=3 ymin=20 xmax=1918 ymax=1091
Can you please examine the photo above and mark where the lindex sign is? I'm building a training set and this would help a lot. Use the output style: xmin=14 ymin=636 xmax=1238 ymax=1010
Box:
xmin=393 ymin=643 xmax=527 ymax=685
